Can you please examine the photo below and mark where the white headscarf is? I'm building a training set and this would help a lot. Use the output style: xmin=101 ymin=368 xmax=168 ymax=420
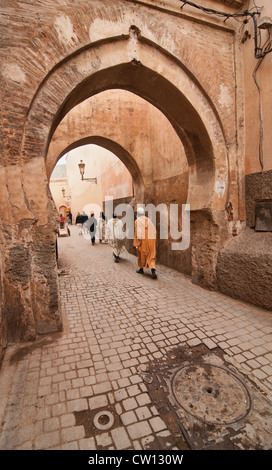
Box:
xmin=137 ymin=207 xmax=145 ymax=216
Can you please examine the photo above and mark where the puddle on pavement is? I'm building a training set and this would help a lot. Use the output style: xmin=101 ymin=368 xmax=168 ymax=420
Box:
xmin=139 ymin=344 xmax=272 ymax=450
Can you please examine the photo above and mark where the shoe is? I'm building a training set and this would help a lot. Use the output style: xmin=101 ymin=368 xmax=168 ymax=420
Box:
xmin=151 ymin=269 xmax=157 ymax=279
xmin=136 ymin=268 xmax=144 ymax=274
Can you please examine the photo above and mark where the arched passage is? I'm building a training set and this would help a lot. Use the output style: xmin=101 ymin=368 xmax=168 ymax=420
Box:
xmin=47 ymin=87 xmax=192 ymax=275
xmin=49 ymin=136 xmax=144 ymax=202
xmin=47 ymin=88 xmax=190 ymax=208
xmin=4 ymin=35 xmax=231 ymax=343
xmin=49 ymin=141 xmax=137 ymax=242
xmin=53 ymin=61 xmax=215 ymax=201
xmin=23 ymin=37 xmax=229 ymax=211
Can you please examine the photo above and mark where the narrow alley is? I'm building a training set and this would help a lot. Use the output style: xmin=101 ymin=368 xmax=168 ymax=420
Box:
xmin=0 ymin=226 xmax=271 ymax=452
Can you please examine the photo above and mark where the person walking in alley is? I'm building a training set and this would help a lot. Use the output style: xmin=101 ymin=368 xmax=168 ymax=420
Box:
xmin=133 ymin=206 xmax=157 ymax=279
xmin=83 ymin=213 xmax=97 ymax=245
xmin=81 ymin=211 xmax=88 ymax=225
xmin=81 ymin=211 xmax=89 ymax=237
xmin=105 ymin=213 xmax=125 ymax=262
xmin=97 ymin=212 xmax=106 ymax=243
xmin=66 ymin=210 xmax=72 ymax=225
xmin=76 ymin=212 xmax=83 ymax=235
xmin=59 ymin=213 xmax=65 ymax=229
xmin=89 ymin=213 xmax=97 ymax=245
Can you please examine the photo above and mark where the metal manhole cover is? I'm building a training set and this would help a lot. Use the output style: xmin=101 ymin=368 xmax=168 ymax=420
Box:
xmin=172 ymin=364 xmax=251 ymax=425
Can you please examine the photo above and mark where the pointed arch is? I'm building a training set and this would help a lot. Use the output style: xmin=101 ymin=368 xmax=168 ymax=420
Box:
xmin=22 ymin=36 xmax=228 ymax=211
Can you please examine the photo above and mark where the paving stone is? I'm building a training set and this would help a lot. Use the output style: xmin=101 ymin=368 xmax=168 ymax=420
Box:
xmin=62 ymin=441 xmax=79 ymax=450
xmin=121 ymin=410 xmax=137 ymax=425
xmin=135 ymin=406 xmax=152 ymax=420
xmin=67 ymin=399 xmax=88 ymax=412
xmin=136 ymin=393 xmax=152 ymax=406
xmin=89 ymin=394 xmax=108 ymax=409
xmin=61 ymin=425 xmax=85 ymax=443
xmin=127 ymin=421 xmax=152 ymax=440
xmin=79 ymin=437 xmax=96 ymax=450
xmin=95 ymin=432 xmax=112 ymax=448
xmin=60 ymin=413 xmax=76 ymax=428
xmin=43 ymin=417 xmax=60 ymax=433
xmin=111 ymin=427 xmax=132 ymax=449
xmin=93 ymin=381 xmax=112 ymax=394
xmin=149 ymin=416 xmax=167 ymax=433
xmin=203 ymin=338 xmax=217 ymax=349
xmin=34 ymin=431 xmax=60 ymax=450
xmin=1 ymin=226 xmax=271 ymax=451
xmin=123 ymin=397 xmax=138 ymax=411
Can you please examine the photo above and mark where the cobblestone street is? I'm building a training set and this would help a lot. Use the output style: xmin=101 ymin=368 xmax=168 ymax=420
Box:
xmin=0 ymin=226 xmax=272 ymax=451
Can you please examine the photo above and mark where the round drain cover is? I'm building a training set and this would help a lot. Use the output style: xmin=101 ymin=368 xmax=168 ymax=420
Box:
xmin=93 ymin=411 xmax=114 ymax=430
xmin=172 ymin=364 xmax=250 ymax=425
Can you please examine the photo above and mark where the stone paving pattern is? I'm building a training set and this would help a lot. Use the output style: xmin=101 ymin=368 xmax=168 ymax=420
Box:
xmin=0 ymin=226 xmax=271 ymax=450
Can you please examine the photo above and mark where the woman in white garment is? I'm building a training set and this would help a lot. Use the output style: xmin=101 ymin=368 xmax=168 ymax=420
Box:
xmin=97 ymin=212 xmax=106 ymax=243
xmin=105 ymin=213 xmax=125 ymax=262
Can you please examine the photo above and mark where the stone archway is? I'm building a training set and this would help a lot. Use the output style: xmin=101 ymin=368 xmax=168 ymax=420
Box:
xmin=47 ymin=88 xmax=191 ymax=274
xmin=2 ymin=35 xmax=231 ymax=347
xmin=23 ymin=37 xmax=229 ymax=210
xmin=49 ymin=136 xmax=145 ymax=203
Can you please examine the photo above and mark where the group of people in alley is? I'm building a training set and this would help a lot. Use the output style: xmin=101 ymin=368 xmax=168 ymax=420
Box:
xmin=74 ymin=207 xmax=157 ymax=279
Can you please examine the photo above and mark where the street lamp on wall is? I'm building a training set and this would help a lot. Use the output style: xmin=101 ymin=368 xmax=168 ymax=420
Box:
xmin=78 ymin=160 xmax=97 ymax=184
xmin=61 ymin=187 xmax=71 ymax=201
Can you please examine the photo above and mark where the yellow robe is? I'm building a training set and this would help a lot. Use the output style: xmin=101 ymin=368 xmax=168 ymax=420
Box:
xmin=133 ymin=216 xmax=156 ymax=270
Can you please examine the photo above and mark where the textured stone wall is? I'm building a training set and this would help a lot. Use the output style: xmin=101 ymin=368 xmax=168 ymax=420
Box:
xmin=217 ymin=228 xmax=272 ymax=310
xmin=216 ymin=169 xmax=272 ymax=311
xmin=245 ymin=170 xmax=272 ymax=228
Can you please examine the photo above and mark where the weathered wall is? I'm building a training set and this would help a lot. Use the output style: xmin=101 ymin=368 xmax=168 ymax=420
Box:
xmin=217 ymin=168 xmax=272 ymax=311
xmin=242 ymin=0 xmax=272 ymax=174
xmin=216 ymin=0 xmax=272 ymax=311
xmin=0 ymin=0 xmax=257 ymax=359
xmin=49 ymin=163 xmax=70 ymax=218
xmin=217 ymin=228 xmax=272 ymax=310
xmin=245 ymin=169 xmax=272 ymax=228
